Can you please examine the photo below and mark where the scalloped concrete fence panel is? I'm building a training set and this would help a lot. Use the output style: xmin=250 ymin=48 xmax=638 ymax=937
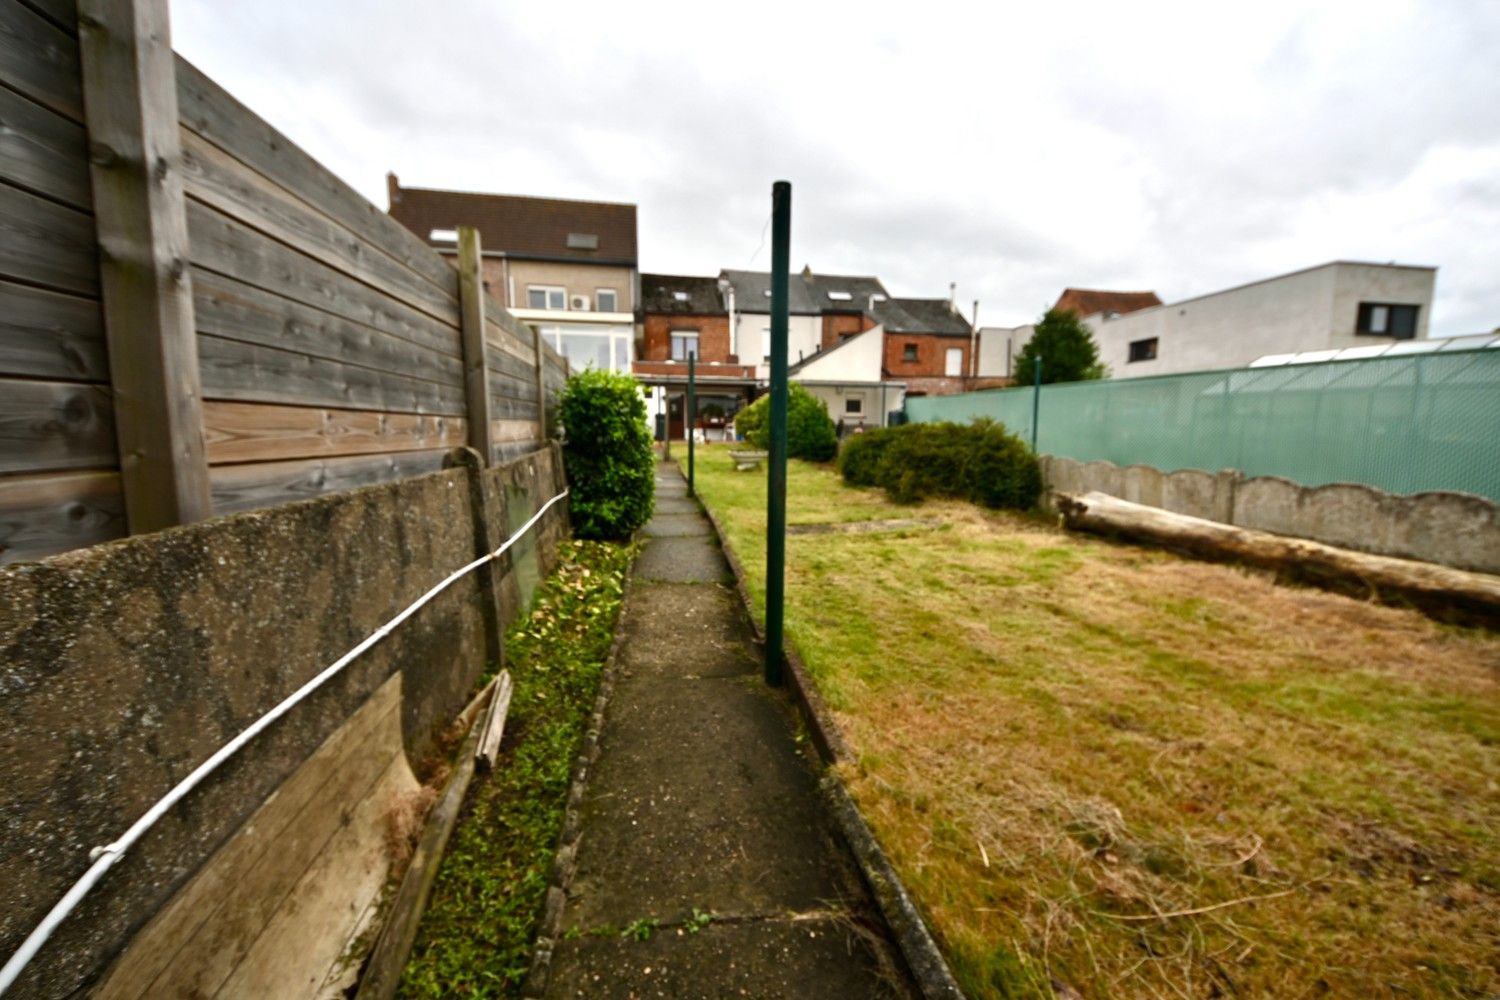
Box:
xmin=1041 ymin=455 xmax=1500 ymax=575
xmin=0 ymin=445 xmax=568 ymax=999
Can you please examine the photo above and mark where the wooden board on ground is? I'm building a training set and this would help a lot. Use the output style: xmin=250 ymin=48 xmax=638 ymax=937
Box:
xmin=475 ymin=670 xmax=513 ymax=770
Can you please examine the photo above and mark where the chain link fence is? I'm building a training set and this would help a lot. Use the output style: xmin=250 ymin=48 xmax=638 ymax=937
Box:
xmin=906 ymin=349 xmax=1500 ymax=501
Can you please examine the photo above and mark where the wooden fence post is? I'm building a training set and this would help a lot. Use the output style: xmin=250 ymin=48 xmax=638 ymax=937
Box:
xmin=457 ymin=226 xmax=495 ymax=464
xmin=78 ymin=0 xmax=212 ymax=532
xmin=532 ymin=327 xmax=548 ymax=440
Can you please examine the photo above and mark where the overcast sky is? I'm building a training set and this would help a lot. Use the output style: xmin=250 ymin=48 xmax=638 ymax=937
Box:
xmin=172 ymin=0 xmax=1499 ymax=335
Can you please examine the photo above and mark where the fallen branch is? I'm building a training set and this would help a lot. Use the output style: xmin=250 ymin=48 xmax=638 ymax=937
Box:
xmin=1055 ymin=491 xmax=1500 ymax=628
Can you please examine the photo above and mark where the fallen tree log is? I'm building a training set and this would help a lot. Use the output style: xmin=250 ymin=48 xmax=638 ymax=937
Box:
xmin=1055 ymin=491 xmax=1500 ymax=628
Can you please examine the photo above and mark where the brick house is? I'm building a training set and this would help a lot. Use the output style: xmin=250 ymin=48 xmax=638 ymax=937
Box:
xmin=872 ymin=297 xmax=975 ymax=396
xmin=634 ymin=273 xmax=757 ymax=440
xmin=387 ymin=174 xmax=638 ymax=374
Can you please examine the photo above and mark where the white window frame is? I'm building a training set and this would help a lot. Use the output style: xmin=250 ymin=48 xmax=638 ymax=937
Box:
xmin=595 ymin=288 xmax=618 ymax=313
xmin=670 ymin=330 xmax=700 ymax=361
xmin=528 ymin=285 xmax=567 ymax=310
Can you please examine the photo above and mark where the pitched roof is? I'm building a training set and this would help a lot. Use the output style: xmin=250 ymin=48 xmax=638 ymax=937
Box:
xmin=1052 ymin=288 xmax=1162 ymax=317
xmin=388 ymin=180 xmax=637 ymax=263
xmin=640 ymin=274 xmax=724 ymax=315
xmin=718 ymin=268 xmax=890 ymax=315
xmin=874 ymin=297 xmax=972 ymax=335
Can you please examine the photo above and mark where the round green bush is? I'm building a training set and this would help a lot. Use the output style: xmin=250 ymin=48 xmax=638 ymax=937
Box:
xmin=836 ymin=418 xmax=1041 ymax=510
xmin=559 ymin=369 xmax=655 ymax=539
xmin=736 ymin=384 xmax=837 ymax=461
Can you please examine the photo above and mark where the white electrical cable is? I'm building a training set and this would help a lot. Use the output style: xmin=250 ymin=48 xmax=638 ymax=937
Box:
xmin=0 ymin=488 xmax=569 ymax=995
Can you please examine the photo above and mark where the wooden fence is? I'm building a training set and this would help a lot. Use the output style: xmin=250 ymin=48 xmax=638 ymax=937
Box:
xmin=0 ymin=0 xmax=570 ymax=565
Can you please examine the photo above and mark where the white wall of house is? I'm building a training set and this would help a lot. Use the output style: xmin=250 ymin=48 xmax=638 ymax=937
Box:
xmin=1088 ymin=262 xmax=1436 ymax=378
xmin=976 ymin=325 xmax=1035 ymax=378
xmin=790 ymin=327 xmax=904 ymax=428
xmin=799 ymin=382 xmax=905 ymax=428
xmin=733 ymin=313 xmax=821 ymax=379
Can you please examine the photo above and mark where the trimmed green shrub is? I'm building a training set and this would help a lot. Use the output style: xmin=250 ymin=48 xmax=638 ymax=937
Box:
xmin=559 ymin=369 xmax=655 ymax=539
xmin=835 ymin=428 xmax=893 ymax=487
xmin=836 ymin=418 xmax=1041 ymax=510
xmin=736 ymin=384 xmax=838 ymax=461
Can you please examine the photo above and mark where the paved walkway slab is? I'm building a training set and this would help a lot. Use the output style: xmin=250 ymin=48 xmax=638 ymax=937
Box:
xmin=541 ymin=459 xmax=912 ymax=999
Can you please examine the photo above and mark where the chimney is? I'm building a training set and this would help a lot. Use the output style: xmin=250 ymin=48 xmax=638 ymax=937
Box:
xmin=386 ymin=172 xmax=401 ymax=208
xmin=948 ymin=282 xmax=957 ymax=310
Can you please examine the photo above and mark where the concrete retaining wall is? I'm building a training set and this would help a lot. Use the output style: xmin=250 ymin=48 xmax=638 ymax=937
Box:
xmin=0 ymin=445 xmax=568 ymax=999
xmin=1041 ymin=455 xmax=1500 ymax=576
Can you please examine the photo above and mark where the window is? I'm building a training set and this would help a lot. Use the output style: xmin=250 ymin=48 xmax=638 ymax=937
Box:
xmin=538 ymin=324 xmax=633 ymax=373
xmin=528 ymin=285 xmax=566 ymax=310
xmin=670 ymin=331 xmax=699 ymax=361
xmin=945 ymin=347 xmax=963 ymax=376
xmin=844 ymin=395 xmax=863 ymax=415
xmin=902 ymin=343 xmax=919 ymax=362
xmin=595 ymin=289 xmax=618 ymax=312
xmin=1128 ymin=337 xmax=1159 ymax=363
xmin=1357 ymin=302 xmax=1418 ymax=340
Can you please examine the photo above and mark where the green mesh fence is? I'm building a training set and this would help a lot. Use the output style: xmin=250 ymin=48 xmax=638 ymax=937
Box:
xmin=905 ymin=349 xmax=1500 ymax=501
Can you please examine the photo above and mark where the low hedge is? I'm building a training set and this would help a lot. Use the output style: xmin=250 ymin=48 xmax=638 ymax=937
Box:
xmin=837 ymin=419 xmax=1041 ymax=510
xmin=735 ymin=384 xmax=837 ymax=462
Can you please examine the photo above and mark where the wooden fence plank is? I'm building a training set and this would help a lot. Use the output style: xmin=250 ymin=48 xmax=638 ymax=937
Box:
xmin=0 ymin=278 xmax=107 ymax=381
xmin=17 ymin=0 xmax=76 ymax=34
xmin=198 ymin=335 xmax=467 ymax=416
xmin=209 ymin=449 xmax=449 ymax=516
xmin=179 ymin=128 xmax=458 ymax=326
xmin=0 ymin=378 xmax=115 ymax=473
xmin=186 ymin=198 xmax=462 ymax=361
xmin=80 ymin=0 xmax=212 ymax=531
xmin=484 ymin=316 xmax=537 ymax=367
xmin=174 ymin=56 xmax=457 ymax=292
xmin=0 ymin=468 xmax=124 ymax=565
xmin=0 ymin=180 xmax=97 ymax=294
xmin=192 ymin=268 xmax=460 ymax=384
xmin=482 ymin=341 xmax=539 ymax=384
xmin=203 ymin=401 xmax=466 ymax=465
xmin=457 ymin=226 xmax=494 ymax=464
xmin=0 ymin=82 xmax=91 ymax=209
xmin=491 ymin=419 xmax=541 ymax=445
xmin=0 ymin=0 xmax=83 ymax=122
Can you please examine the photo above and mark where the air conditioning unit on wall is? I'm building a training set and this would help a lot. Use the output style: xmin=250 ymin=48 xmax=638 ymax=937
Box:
xmin=570 ymin=294 xmax=590 ymax=311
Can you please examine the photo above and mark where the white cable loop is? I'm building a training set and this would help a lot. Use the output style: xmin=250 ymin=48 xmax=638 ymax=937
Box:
xmin=0 ymin=488 xmax=568 ymax=995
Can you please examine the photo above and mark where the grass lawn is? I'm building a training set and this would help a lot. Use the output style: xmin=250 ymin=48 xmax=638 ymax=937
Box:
xmin=397 ymin=539 xmax=634 ymax=999
xmin=689 ymin=443 xmax=1500 ymax=1000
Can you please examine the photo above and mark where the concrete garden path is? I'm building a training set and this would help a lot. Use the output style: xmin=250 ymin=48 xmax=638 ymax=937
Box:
xmin=540 ymin=459 xmax=913 ymax=998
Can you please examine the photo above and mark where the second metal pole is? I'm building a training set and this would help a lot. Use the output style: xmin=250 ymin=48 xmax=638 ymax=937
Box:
xmin=765 ymin=181 xmax=791 ymax=687
xmin=1031 ymin=354 xmax=1042 ymax=453
xmin=687 ymin=351 xmax=696 ymax=497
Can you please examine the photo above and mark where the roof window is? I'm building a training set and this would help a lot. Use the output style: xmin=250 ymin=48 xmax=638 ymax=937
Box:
xmin=673 ymin=291 xmax=689 ymax=302
xmin=566 ymin=233 xmax=599 ymax=250
xmin=429 ymin=228 xmax=458 ymax=244
xmin=827 ymin=291 xmax=852 ymax=301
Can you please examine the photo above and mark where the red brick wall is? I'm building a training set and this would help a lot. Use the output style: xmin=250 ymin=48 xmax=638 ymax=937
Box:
xmin=642 ymin=314 xmax=733 ymax=362
xmin=821 ymin=313 xmax=875 ymax=352
xmin=883 ymin=333 xmax=969 ymax=380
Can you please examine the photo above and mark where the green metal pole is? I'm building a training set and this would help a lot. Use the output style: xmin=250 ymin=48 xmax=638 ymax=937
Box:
xmin=765 ymin=181 xmax=791 ymax=687
xmin=1031 ymin=355 xmax=1042 ymax=453
xmin=687 ymin=351 xmax=696 ymax=497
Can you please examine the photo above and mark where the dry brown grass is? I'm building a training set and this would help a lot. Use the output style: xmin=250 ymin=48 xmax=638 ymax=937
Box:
xmin=693 ymin=447 xmax=1500 ymax=999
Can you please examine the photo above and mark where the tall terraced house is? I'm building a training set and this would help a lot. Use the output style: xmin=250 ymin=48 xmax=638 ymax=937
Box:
xmin=387 ymin=174 xmax=638 ymax=373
